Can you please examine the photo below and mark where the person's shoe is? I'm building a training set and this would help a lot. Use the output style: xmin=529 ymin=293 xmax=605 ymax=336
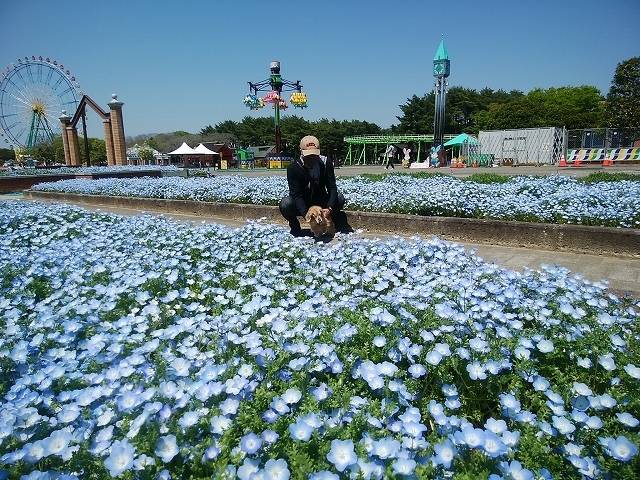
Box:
xmin=291 ymin=228 xmax=314 ymax=238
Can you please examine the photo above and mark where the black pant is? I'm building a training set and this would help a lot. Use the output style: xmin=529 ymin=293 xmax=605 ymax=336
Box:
xmin=385 ymin=156 xmax=395 ymax=169
xmin=279 ymin=192 xmax=348 ymax=234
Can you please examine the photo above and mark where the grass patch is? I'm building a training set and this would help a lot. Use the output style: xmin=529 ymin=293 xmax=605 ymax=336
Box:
xmin=579 ymin=172 xmax=640 ymax=183
xmin=462 ymin=173 xmax=512 ymax=184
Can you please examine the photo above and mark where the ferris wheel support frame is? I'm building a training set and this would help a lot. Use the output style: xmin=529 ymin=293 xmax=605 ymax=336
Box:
xmin=26 ymin=108 xmax=55 ymax=149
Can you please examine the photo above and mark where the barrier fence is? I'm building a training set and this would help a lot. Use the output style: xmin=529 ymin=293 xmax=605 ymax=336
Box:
xmin=565 ymin=128 xmax=640 ymax=165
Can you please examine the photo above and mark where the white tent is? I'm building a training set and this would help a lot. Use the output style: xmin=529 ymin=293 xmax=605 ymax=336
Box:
xmin=168 ymin=142 xmax=197 ymax=155
xmin=193 ymin=143 xmax=220 ymax=155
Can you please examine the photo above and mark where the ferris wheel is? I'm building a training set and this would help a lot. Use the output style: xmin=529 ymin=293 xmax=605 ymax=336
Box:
xmin=0 ymin=56 xmax=82 ymax=150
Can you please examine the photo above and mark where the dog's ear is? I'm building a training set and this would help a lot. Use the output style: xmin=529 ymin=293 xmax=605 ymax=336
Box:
xmin=305 ymin=212 xmax=311 ymax=222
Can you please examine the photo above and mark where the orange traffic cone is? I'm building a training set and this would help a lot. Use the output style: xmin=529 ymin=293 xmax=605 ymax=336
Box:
xmin=573 ymin=157 xmax=583 ymax=167
xmin=559 ymin=155 xmax=568 ymax=167
xmin=602 ymin=157 xmax=614 ymax=167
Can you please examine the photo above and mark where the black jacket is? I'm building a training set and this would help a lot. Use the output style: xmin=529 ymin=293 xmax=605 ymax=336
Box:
xmin=287 ymin=156 xmax=338 ymax=216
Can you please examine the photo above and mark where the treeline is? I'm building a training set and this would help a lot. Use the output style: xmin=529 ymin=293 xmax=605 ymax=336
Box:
xmin=394 ymin=86 xmax=606 ymax=134
xmin=126 ymin=131 xmax=236 ymax=153
xmin=201 ymin=117 xmax=381 ymax=159
xmin=23 ymin=136 xmax=107 ymax=165
xmin=396 ymin=57 xmax=639 ymax=134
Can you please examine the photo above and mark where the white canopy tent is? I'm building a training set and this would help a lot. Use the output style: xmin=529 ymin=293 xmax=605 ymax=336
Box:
xmin=168 ymin=142 xmax=198 ymax=155
xmin=193 ymin=143 xmax=220 ymax=155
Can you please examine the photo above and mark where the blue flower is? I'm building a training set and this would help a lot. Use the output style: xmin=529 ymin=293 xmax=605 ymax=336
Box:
xmin=309 ymin=472 xmax=339 ymax=480
xmin=602 ymin=436 xmax=638 ymax=462
xmin=483 ymin=432 xmax=508 ymax=458
xmin=237 ymin=458 xmax=260 ymax=480
xmin=155 ymin=435 xmax=179 ymax=463
xmin=281 ymin=388 xmax=302 ymax=404
xmin=326 ymin=439 xmax=357 ymax=472
xmin=467 ymin=362 xmax=486 ymax=380
xmin=426 ymin=350 xmax=443 ymax=366
xmin=485 ymin=418 xmax=507 ymax=435
xmin=500 ymin=460 xmax=534 ymax=480
xmin=104 ymin=439 xmax=135 ymax=477
xmin=624 ymin=363 xmax=640 ymax=379
xmin=536 ymin=339 xmax=554 ymax=353
xmin=240 ymin=432 xmax=262 ymax=454
xmin=433 ymin=439 xmax=456 ymax=469
xmin=598 ymin=354 xmax=616 ymax=371
xmin=392 ymin=457 xmax=416 ymax=476
xmin=372 ymin=438 xmax=400 ymax=459
xmin=616 ymin=412 xmax=639 ymax=428
xmin=263 ymin=458 xmax=290 ymax=480
xmin=288 ymin=419 xmax=313 ymax=441
xmin=262 ymin=430 xmax=280 ymax=444
xmin=552 ymin=416 xmax=576 ymax=436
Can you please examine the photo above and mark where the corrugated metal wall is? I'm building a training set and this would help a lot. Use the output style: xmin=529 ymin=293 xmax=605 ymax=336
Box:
xmin=478 ymin=127 xmax=565 ymax=165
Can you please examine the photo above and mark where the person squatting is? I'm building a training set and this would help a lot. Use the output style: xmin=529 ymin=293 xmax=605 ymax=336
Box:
xmin=279 ymin=135 xmax=352 ymax=237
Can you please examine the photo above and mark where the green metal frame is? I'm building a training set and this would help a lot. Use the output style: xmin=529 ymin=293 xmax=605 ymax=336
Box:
xmin=344 ymin=134 xmax=457 ymax=165
xmin=26 ymin=109 xmax=55 ymax=149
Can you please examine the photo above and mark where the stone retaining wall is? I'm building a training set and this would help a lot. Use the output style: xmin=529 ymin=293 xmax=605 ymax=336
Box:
xmin=26 ymin=190 xmax=640 ymax=257
xmin=0 ymin=170 xmax=163 ymax=194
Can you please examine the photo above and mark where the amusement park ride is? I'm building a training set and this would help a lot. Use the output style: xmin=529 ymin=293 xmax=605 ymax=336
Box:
xmin=0 ymin=56 xmax=82 ymax=159
xmin=244 ymin=61 xmax=307 ymax=155
xmin=0 ymin=56 xmax=127 ymax=166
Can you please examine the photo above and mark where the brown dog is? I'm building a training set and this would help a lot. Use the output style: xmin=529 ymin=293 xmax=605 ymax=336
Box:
xmin=305 ymin=205 xmax=336 ymax=237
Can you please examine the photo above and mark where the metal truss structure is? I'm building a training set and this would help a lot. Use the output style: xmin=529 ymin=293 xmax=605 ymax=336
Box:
xmin=344 ymin=134 xmax=456 ymax=165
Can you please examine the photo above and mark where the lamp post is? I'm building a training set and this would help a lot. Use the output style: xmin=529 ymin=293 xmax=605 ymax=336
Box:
xmin=245 ymin=61 xmax=308 ymax=155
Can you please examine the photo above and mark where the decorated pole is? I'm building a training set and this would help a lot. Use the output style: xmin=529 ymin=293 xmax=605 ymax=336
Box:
xmin=433 ymin=38 xmax=450 ymax=148
xmin=271 ymin=62 xmax=283 ymax=155
xmin=245 ymin=61 xmax=307 ymax=155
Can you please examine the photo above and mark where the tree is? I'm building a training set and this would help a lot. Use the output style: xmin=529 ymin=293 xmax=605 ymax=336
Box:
xmin=606 ymin=57 xmax=640 ymax=131
xmin=395 ymin=88 xmax=526 ymax=134
xmin=474 ymin=86 xmax=605 ymax=131
xmin=138 ymin=144 xmax=155 ymax=164
xmin=76 ymin=138 xmax=107 ymax=166
xmin=26 ymin=136 xmax=65 ymax=164
xmin=0 ymin=147 xmax=15 ymax=163
xmin=396 ymin=94 xmax=435 ymax=133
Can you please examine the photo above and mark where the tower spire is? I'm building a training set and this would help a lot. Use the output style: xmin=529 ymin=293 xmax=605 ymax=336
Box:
xmin=432 ymin=37 xmax=450 ymax=147
xmin=434 ymin=37 xmax=449 ymax=61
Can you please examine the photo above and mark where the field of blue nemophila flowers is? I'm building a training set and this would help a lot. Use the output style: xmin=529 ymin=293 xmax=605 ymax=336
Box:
xmin=0 ymin=201 xmax=638 ymax=480
xmin=32 ymin=174 xmax=640 ymax=228
xmin=0 ymin=166 xmax=178 ymax=177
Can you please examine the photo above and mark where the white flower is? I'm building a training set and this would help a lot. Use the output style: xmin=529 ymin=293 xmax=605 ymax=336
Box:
xmin=624 ymin=364 xmax=640 ymax=379
xmin=326 ymin=439 xmax=357 ymax=472
xmin=537 ymin=339 xmax=554 ymax=353
xmin=155 ymin=435 xmax=179 ymax=463
xmin=104 ymin=439 xmax=135 ymax=477
xmin=281 ymin=388 xmax=302 ymax=404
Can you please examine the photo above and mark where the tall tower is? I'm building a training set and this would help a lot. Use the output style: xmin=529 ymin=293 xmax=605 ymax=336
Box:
xmin=433 ymin=38 xmax=450 ymax=147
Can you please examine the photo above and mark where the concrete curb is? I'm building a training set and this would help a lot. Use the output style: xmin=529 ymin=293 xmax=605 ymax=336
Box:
xmin=26 ymin=190 xmax=640 ymax=257
xmin=0 ymin=170 xmax=163 ymax=194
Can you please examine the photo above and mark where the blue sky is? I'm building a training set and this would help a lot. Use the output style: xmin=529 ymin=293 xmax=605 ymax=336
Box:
xmin=1 ymin=0 xmax=638 ymax=137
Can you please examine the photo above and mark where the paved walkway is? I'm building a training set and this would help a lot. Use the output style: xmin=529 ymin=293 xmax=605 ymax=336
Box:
xmin=196 ymin=164 xmax=640 ymax=178
xmin=4 ymin=194 xmax=638 ymax=296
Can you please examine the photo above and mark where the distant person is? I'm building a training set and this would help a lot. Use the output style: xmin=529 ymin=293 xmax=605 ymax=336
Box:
xmin=279 ymin=136 xmax=352 ymax=237
xmin=384 ymin=144 xmax=397 ymax=169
